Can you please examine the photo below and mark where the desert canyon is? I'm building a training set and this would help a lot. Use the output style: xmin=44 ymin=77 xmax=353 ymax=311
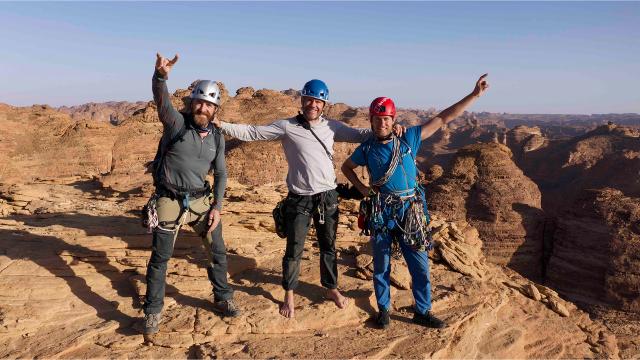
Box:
xmin=0 ymin=83 xmax=638 ymax=358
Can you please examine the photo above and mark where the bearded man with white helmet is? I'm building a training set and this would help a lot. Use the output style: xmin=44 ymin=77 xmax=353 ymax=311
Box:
xmin=142 ymin=53 xmax=239 ymax=337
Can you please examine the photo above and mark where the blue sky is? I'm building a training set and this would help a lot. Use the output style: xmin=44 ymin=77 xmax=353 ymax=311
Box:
xmin=1 ymin=1 xmax=639 ymax=114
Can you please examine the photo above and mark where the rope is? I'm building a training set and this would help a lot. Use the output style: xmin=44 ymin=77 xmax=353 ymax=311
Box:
xmin=370 ymin=135 xmax=401 ymax=187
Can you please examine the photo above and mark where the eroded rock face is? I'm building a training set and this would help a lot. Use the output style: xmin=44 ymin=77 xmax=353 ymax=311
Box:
xmin=0 ymin=105 xmax=116 ymax=185
xmin=0 ymin=180 xmax=623 ymax=358
xmin=58 ymin=101 xmax=146 ymax=124
xmin=546 ymin=188 xmax=640 ymax=313
xmin=426 ymin=143 xmax=545 ymax=279
xmin=507 ymin=125 xmax=548 ymax=159
xmin=517 ymin=124 xmax=640 ymax=213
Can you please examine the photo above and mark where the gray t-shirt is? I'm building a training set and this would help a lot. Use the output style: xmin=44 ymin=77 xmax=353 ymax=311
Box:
xmin=220 ymin=117 xmax=371 ymax=195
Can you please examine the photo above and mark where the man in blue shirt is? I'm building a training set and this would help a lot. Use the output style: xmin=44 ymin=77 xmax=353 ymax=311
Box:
xmin=341 ymin=74 xmax=489 ymax=329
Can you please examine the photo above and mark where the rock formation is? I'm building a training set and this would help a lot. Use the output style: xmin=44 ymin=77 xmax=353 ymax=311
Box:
xmin=1 ymin=92 xmax=639 ymax=358
xmin=546 ymin=188 xmax=640 ymax=313
xmin=426 ymin=143 xmax=545 ymax=280
xmin=58 ymin=101 xmax=146 ymax=124
xmin=516 ymin=124 xmax=640 ymax=213
xmin=0 ymin=179 xmax=622 ymax=358
xmin=506 ymin=125 xmax=548 ymax=159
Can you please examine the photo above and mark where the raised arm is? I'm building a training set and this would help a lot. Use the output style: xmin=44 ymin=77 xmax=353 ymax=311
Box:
xmin=421 ymin=74 xmax=489 ymax=140
xmin=152 ymin=53 xmax=183 ymax=129
xmin=216 ymin=119 xmax=287 ymax=141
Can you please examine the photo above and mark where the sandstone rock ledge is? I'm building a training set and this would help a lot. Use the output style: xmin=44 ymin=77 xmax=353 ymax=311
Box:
xmin=0 ymin=180 xmax=621 ymax=358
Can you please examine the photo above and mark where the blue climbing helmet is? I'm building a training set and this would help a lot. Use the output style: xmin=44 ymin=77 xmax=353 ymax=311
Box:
xmin=301 ymin=79 xmax=329 ymax=102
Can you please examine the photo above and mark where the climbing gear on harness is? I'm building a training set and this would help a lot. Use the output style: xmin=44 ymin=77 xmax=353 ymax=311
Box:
xmin=275 ymin=190 xmax=335 ymax=238
xmin=301 ymin=79 xmax=329 ymax=102
xmin=295 ymin=114 xmax=333 ymax=161
xmin=369 ymin=97 xmax=397 ymax=119
xmin=141 ymin=193 xmax=160 ymax=233
xmin=358 ymin=191 xmax=374 ymax=235
xmin=317 ymin=192 xmax=326 ymax=225
xmin=190 ymin=80 xmax=222 ymax=106
xmin=358 ymin=132 xmax=433 ymax=251
xmin=272 ymin=199 xmax=287 ymax=238
xmin=366 ymin=188 xmax=433 ymax=252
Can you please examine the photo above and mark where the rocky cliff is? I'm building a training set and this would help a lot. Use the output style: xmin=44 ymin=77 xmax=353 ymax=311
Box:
xmin=426 ymin=143 xmax=545 ymax=280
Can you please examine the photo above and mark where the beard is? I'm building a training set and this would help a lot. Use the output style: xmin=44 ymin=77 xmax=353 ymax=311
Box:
xmin=193 ymin=113 xmax=211 ymax=128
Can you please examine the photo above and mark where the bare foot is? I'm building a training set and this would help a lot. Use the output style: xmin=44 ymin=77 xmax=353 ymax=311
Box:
xmin=279 ymin=290 xmax=295 ymax=318
xmin=326 ymin=288 xmax=348 ymax=309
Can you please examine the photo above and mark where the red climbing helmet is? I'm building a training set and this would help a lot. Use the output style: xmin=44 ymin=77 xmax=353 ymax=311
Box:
xmin=369 ymin=97 xmax=396 ymax=119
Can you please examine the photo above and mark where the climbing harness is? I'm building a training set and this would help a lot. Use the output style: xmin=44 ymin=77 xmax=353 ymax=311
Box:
xmin=358 ymin=134 xmax=433 ymax=252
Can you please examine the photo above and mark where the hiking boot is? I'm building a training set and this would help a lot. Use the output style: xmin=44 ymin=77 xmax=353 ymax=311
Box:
xmin=376 ymin=309 xmax=390 ymax=329
xmin=143 ymin=312 xmax=162 ymax=335
xmin=413 ymin=311 xmax=445 ymax=328
xmin=212 ymin=298 xmax=241 ymax=317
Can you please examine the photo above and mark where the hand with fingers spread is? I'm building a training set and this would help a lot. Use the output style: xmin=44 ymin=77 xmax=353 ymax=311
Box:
xmin=155 ymin=52 xmax=179 ymax=78
xmin=472 ymin=73 xmax=489 ymax=97
xmin=207 ymin=207 xmax=221 ymax=233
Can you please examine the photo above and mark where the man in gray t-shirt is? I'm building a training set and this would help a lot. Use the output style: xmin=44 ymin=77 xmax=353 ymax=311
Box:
xmin=213 ymin=79 xmax=371 ymax=318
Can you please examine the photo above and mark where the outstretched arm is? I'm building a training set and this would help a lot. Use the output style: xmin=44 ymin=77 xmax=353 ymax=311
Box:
xmin=152 ymin=53 xmax=182 ymax=129
xmin=420 ymin=74 xmax=489 ymax=140
xmin=332 ymin=121 xmax=372 ymax=143
xmin=341 ymin=158 xmax=370 ymax=197
xmin=215 ymin=119 xmax=287 ymax=141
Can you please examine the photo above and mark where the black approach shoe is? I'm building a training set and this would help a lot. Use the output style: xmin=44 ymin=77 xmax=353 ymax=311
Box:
xmin=413 ymin=311 xmax=446 ymax=328
xmin=376 ymin=309 xmax=390 ymax=329
xmin=212 ymin=299 xmax=241 ymax=317
xmin=143 ymin=312 xmax=162 ymax=335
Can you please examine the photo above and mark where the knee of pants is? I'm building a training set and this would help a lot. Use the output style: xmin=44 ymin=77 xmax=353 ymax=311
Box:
xmin=283 ymin=248 xmax=304 ymax=261
xmin=150 ymin=229 xmax=174 ymax=263
xmin=211 ymin=250 xmax=228 ymax=265
xmin=410 ymin=265 xmax=429 ymax=282
xmin=208 ymin=238 xmax=227 ymax=255
xmin=373 ymin=257 xmax=391 ymax=276
xmin=283 ymin=243 xmax=304 ymax=262
xmin=150 ymin=250 xmax=171 ymax=265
